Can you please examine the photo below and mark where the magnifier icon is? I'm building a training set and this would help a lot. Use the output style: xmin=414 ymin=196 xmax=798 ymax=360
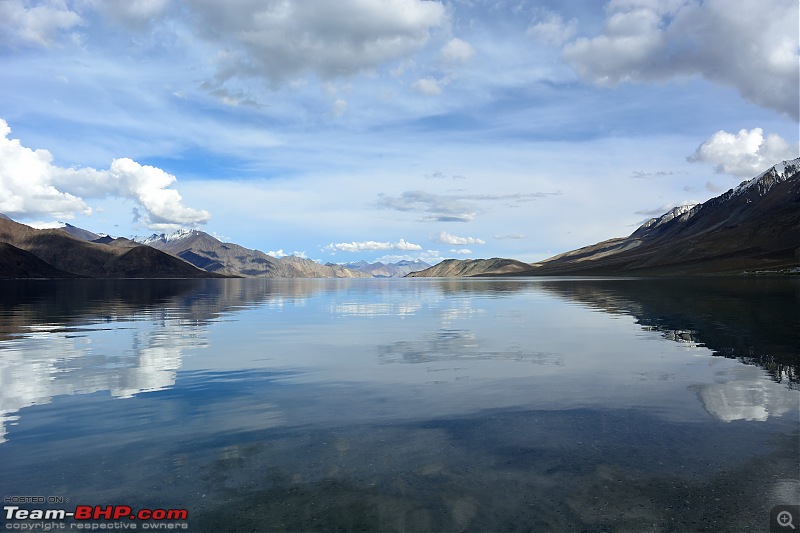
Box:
xmin=778 ymin=511 xmax=796 ymax=529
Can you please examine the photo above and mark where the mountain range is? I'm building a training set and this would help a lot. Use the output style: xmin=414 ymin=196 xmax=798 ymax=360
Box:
xmin=340 ymin=259 xmax=432 ymax=277
xmin=410 ymin=158 xmax=800 ymax=277
xmin=1 ymin=158 xmax=797 ymax=279
xmin=133 ymin=229 xmax=370 ymax=278
xmin=0 ymin=219 xmax=430 ymax=279
xmin=134 ymin=230 xmax=430 ymax=278
xmin=0 ymin=217 xmax=219 ymax=278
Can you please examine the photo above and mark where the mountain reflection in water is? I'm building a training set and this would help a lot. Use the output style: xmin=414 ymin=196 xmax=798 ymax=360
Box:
xmin=0 ymin=277 xmax=797 ymax=532
xmin=533 ymin=277 xmax=799 ymax=387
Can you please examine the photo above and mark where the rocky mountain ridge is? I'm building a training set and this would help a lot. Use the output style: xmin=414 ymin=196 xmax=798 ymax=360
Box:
xmin=134 ymin=229 xmax=369 ymax=278
xmin=409 ymin=158 xmax=800 ymax=277
xmin=519 ymin=158 xmax=800 ymax=275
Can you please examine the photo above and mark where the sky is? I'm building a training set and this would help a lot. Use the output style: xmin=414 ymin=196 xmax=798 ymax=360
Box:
xmin=0 ymin=0 xmax=798 ymax=264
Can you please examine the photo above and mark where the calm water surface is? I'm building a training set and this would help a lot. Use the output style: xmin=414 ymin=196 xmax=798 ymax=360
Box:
xmin=0 ymin=278 xmax=797 ymax=532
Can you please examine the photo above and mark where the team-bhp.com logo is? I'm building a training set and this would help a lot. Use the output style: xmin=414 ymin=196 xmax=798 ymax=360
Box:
xmin=4 ymin=504 xmax=189 ymax=530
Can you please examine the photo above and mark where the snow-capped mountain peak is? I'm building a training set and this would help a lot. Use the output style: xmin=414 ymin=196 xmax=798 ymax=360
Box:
xmin=732 ymin=157 xmax=800 ymax=198
xmin=134 ymin=228 xmax=198 ymax=245
xmin=654 ymin=203 xmax=698 ymax=226
xmin=636 ymin=203 xmax=699 ymax=234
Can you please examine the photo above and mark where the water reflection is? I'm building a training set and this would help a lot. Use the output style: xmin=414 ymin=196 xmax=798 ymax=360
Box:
xmin=1 ymin=277 xmax=797 ymax=445
xmin=694 ymin=366 xmax=798 ymax=422
xmin=0 ymin=279 xmax=330 ymax=443
xmin=0 ymin=278 xmax=797 ymax=532
xmin=532 ymin=277 xmax=800 ymax=387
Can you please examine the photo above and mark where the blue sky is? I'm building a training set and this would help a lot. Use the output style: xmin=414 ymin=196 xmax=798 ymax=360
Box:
xmin=1 ymin=0 xmax=797 ymax=264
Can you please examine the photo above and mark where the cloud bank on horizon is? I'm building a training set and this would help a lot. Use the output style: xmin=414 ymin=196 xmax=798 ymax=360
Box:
xmin=0 ymin=0 xmax=797 ymax=262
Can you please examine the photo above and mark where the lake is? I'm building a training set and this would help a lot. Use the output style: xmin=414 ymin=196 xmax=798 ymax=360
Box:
xmin=0 ymin=277 xmax=797 ymax=532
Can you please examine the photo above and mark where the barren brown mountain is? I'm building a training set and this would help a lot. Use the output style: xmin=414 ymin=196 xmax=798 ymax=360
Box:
xmin=0 ymin=218 xmax=221 ymax=278
xmin=139 ymin=229 xmax=370 ymax=278
xmin=407 ymin=258 xmax=530 ymax=277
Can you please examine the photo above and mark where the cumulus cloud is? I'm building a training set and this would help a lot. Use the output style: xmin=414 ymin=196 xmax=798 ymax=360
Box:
xmin=0 ymin=120 xmax=91 ymax=218
xmin=562 ymin=0 xmax=800 ymax=118
xmin=268 ymin=249 xmax=307 ymax=258
xmin=687 ymin=128 xmax=798 ymax=177
xmin=106 ymin=158 xmax=210 ymax=228
xmin=450 ymin=248 xmax=472 ymax=255
xmin=187 ymin=0 xmax=446 ymax=88
xmin=494 ymin=233 xmax=527 ymax=240
xmin=0 ymin=119 xmax=210 ymax=229
xmin=434 ymin=231 xmax=485 ymax=246
xmin=0 ymin=0 xmax=82 ymax=47
xmin=324 ymin=239 xmax=422 ymax=253
xmin=438 ymin=38 xmax=474 ymax=66
xmin=527 ymin=11 xmax=578 ymax=45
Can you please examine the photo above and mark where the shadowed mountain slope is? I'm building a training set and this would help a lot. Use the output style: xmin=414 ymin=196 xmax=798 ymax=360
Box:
xmin=0 ymin=242 xmax=78 ymax=279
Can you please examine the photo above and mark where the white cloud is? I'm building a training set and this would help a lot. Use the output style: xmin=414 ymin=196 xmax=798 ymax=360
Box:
xmin=450 ymin=248 xmax=472 ymax=255
xmin=527 ymin=11 xmax=578 ymax=46
xmin=0 ymin=0 xmax=82 ymax=47
xmin=0 ymin=118 xmax=210 ymax=229
xmin=434 ymin=231 xmax=485 ymax=246
xmin=106 ymin=158 xmax=211 ymax=227
xmin=411 ymin=77 xmax=443 ymax=96
xmin=0 ymin=119 xmax=90 ymax=219
xmin=438 ymin=38 xmax=474 ymax=66
xmin=27 ymin=220 xmax=67 ymax=229
xmin=268 ymin=249 xmax=307 ymax=258
xmin=687 ymin=128 xmax=798 ymax=177
xmin=325 ymin=238 xmax=423 ymax=253
xmin=187 ymin=0 xmax=447 ymax=88
xmin=562 ymin=0 xmax=800 ymax=118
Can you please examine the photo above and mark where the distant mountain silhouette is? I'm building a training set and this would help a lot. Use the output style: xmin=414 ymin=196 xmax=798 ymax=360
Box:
xmin=341 ymin=259 xmax=431 ymax=277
